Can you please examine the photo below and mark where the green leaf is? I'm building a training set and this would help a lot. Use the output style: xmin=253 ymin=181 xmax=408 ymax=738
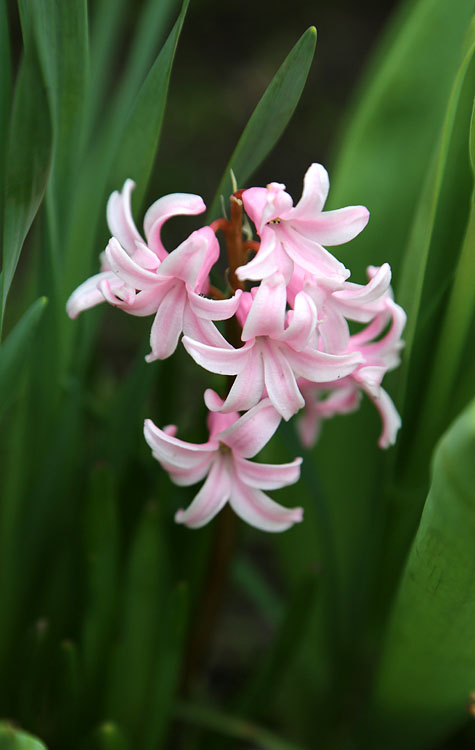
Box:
xmin=0 ymin=297 xmax=47 ymax=417
xmin=29 ymin=0 xmax=89 ymax=227
xmin=108 ymin=0 xmax=189 ymax=207
xmin=0 ymin=34 xmax=52 ymax=329
xmin=61 ymin=0 xmax=188 ymax=369
xmin=396 ymin=28 xmax=475 ymax=450
xmin=0 ymin=724 xmax=47 ymax=750
xmin=368 ymin=397 xmax=475 ymax=747
xmin=81 ymin=464 xmax=119 ymax=703
xmin=0 ymin=0 xmax=11 ymax=195
xmin=106 ymin=503 xmax=169 ymax=739
xmin=208 ymin=27 xmax=316 ymax=220
xmin=143 ymin=582 xmax=189 ymax=750
xmin=329 ymin=0 xmax=474 ymax=280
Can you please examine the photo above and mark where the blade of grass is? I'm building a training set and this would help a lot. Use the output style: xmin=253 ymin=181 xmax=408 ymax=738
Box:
xmin=208 ymin=27 xmax=316 ymax=220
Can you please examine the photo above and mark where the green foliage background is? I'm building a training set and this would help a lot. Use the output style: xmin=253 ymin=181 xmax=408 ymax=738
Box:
xmin=0 ymin=0 xmax=474 ymax=748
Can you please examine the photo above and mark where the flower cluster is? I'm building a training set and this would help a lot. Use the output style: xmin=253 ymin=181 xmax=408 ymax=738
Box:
xmin=67 ymin=164 xmax=406 ymax=532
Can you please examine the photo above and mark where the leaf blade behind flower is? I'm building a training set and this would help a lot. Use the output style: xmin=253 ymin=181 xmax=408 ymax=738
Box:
xmin=367 ymin=397 xmax=475 ymax=747
xmin=208 ymin=26 xmax=317 ymax=220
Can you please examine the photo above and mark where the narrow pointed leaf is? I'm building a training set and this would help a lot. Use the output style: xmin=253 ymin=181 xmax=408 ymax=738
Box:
xmin=0 ymin=297 xmax=47 ymax=416
xmin=208 ymin=27 xmax=316 ymax=219
xmin=108 ymin=0 xmax=189 ymax=207
xmin=369 ymin=397 xmax=475 ymax=747
xmin=0 ymin=0 xmax=11 ymax=194
xmin=1 ymin=39 xmax=52 ymax=325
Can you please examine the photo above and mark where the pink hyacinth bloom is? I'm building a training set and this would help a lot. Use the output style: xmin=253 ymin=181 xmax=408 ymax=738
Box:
xmin=298 ymin=296 xmax=406 ymax=449
xmin=66 ymin=180 xmax=241 ymax=360
xmin=66 ymin=179 xmax=207 ymax=319
xmin=144 ymin=397 xmax=303 ymax=532
xmin=104 ymin=226 xmax=241 ymax=361
xmin=236 ymin=163 xmax=369 ymax=282
xmin=290 ymin=263 xmax=393 ymax=354
xmin=183 ymin=272 xmax=362 ymax=421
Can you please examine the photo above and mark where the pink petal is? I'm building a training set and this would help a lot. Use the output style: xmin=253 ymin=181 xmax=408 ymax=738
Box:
xmin=143 ymin=418 xmax=217 ymax=469
xmin=207 ymin=346 xmax=265 ymax=413
xmin=279 ymin=291 xmax=317 ymax=351
xmin=188 ymin=288 xmax=242 ymax=320
xmin=229 ymin=476 xmax=303 ymax=533
xmin=241 ymin=272 xmax=286 ymax=340
xmin=217 ymin=397 xmax=282 ymax=458
xmin=182 ymin=337 xmax=253 ymax=375
xmin=163 ymin=456 xmax=215 ymax=487
xmin=333 ymin=263 xmax=391 ymax=308
xmin=66 ymin=271 xmax=120 ymax=318
xmin=242 ymin=184 xmax=292 ymax=233
xmin=296 ymin=205 xmax=369 ymax=246
xmin=158 ymin=227 xmax=219 ymax=290
xmin=285 ymin=163 xmax=330 ymax=220
xmin=114 ymin=287 xmax=161 ymax=317
xmin=175 ymin=458 xmax=231 ymax=528
xmin=131 ymin=241 xmax=161 ymax=270
xmin=318 ymin=304 xmax=350 ymax=354
xmin=361 ymin=384 xmax=401 ymax=448
xmin=285 ymin=346 xmax=362 ymax=382
xmin=105 ymin=238 xmax=159 ymax=289
xmin=236 ymin=227 xmax=294 ymax=282
xmin=281 ymin=225 xmax=350 ymax=280
xmin=143 ymin=193 xmax=206 ymax=259
xmin=183 ymin=308 xmax=232 ymax=348
xmin=262 ymin=341 xmax=305 ymax=420
xmin=106 ymin=179 xmax=144 ymax=255
xmin=147 ymin=282 xmax=187 ymax=361
xmin=235 ymin=455 xmax=302 ymax=489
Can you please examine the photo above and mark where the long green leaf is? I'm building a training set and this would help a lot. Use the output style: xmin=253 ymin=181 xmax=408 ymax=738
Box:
xmin=0 ymin=0 xmax=11 ymax=197
xmin=396 ymin=29 xmax=475 ymax=443
xmin=106 ymin=503 xmax=169 ymax=739
xmin=329 ymin=0 xmax=474 ymax=280
xmin=0 ymin=724 xmax=47 ymax=750
xmin=368 ymin=397 xmax=475 ymax=748
xmin=208 ymin=27 xmax=316 ymax=219
xmin=0 ymin=36 xmax=52 ymax=330
xmin=61 ymin=0 xmax=189 ymax=370
xmin=30 ymin=0 xmax=89 ymax=231
xmin=0 ymin=297 xmax=47 ymax=416
xmin=107 ymin=0 xmax=189 ymax=207
xmin=143 ymin=582 xmax=188 ymax=750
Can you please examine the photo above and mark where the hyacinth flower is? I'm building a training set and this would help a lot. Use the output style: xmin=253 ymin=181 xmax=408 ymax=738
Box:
xmin=298 ymin=295 xmax=406 ymax=448
xmin=183 ymin=271 xmax=363 ymax=420
xmin=144 ymin=396 xmax=303 ymax=532
xmin=236 ymin=162 xmax=369 ymax=282
xmin=66 ymin=181 xmax=241 ymax=360
xmin=66 ymin=179 xmax=207 ymax=318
